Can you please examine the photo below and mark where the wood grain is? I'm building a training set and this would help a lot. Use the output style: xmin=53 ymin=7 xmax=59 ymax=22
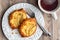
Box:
xmin=52 ymin=10 xmax=60 ymax=40
xmin=0 ymin=0 xmax=60 ymax=40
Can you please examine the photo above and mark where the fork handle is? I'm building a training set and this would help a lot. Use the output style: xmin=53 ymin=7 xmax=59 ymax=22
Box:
xmin=37 ymin=23 xmax=51 ymax=36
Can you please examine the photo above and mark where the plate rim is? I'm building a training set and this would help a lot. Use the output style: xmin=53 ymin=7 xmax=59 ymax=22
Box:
xmin=2 ymin=3 xmax=45 ymax=40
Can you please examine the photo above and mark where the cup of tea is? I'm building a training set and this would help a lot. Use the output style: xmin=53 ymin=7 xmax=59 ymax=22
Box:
xmin=38 ymin=0 xmax=60 ymax=20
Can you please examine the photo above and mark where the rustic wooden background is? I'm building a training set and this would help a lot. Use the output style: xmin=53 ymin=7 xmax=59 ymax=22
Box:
xmin=0 ymin=0 xmax=60 ymax=40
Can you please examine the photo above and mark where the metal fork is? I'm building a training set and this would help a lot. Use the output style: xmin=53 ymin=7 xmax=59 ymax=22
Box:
xmin=26 ymin=9 xmax=51 ymax=36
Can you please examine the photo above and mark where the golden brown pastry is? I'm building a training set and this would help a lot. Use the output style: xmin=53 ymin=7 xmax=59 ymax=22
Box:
xmin=19 ymin=18 xmax=37 ymax=37
xmin=9 ymin=8 xmax=27 ymax=29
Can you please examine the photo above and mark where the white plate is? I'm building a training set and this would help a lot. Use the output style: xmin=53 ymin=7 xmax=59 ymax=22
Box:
xmin=2 ymin=3 xmax=45 ymax=40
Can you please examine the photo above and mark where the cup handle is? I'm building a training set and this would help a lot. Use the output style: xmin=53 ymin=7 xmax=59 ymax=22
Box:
xmin=51 ymin=12 xmax=57 ymax=20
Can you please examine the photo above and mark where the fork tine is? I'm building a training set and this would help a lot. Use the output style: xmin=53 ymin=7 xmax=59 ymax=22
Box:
xmin=25 ymin=8 xmax=35 ymax=18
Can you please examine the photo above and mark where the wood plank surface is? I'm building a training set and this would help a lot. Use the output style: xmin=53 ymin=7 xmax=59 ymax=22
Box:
xmin=0 ymin=0 xmax=60 ymax=40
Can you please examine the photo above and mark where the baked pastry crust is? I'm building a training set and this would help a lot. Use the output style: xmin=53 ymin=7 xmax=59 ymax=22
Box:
xmin=19 ymin=18 xmax=37 ymax=37
xmin=9 ymin=8 xmax=27 ymax=29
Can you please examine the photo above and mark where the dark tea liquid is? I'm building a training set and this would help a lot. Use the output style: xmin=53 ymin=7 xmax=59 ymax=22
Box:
xmin=41 ymin=0 xmax=58 ymax=11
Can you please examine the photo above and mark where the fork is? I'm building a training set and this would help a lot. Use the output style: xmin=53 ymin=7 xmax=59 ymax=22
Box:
xmin=26 ymin=9 xmax=51 ymax=36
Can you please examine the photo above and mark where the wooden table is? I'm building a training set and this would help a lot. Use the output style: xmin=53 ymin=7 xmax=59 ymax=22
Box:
xmin=0 ymin=0 xmax=60 ymax=40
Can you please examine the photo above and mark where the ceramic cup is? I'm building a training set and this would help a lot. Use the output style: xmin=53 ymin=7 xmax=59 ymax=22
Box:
xmin=38 ymin=0 xmax=60 ymax=20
